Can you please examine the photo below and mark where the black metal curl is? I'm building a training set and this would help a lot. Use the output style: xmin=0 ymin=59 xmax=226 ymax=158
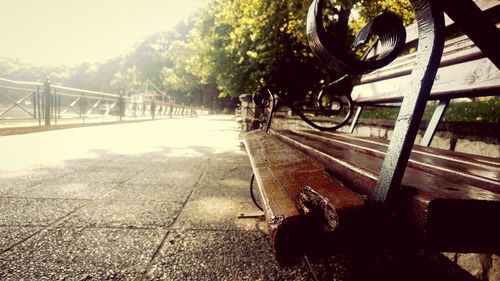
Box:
xmin=250 ymin=173 xmax=263 ymax=211
xmin=252 ymin=87 xmax=271 ymax=109
xmin=252 ymin=87 xmax=278 ymax=132
xmin=284 ymin=0 xmax=406 ymax=132
xmin=307 ymin=0 xmax=406 ymax=77
xmin=288 ymin=76 xmax=354 ymax=131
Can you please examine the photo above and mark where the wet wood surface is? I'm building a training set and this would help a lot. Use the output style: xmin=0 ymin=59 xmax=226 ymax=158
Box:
xmin=243 ymin=130 xmax=365 ymax=265
xmin=268 ymin=129 xmax=500 ymax=253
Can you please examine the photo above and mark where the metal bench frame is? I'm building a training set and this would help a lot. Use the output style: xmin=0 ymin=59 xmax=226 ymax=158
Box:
xmin=262 ymin=0 xmax=500 ymax=207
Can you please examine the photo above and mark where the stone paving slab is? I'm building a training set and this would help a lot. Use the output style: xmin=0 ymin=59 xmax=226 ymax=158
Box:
xmin=101 ymin=183 xmax=193 ymax=203
xmin=190 ymin=152 xmax=254 ymax=198
xmin=145 ymin=229 xmax=312 ymax=280
xmin=0 ymin=116 xmax=316 ymax=280
xmin=0 ymin=226 xmax=43 ymax=252
xmin=193 ymin=172 xmax=255 ymax=202
xmin=0 ymin=169 xmax=73 ymax=190
xmin=0 ymin=227 xmax=165 ymax=280
xmin=126 ymin=159 xmax=207 ymax=187
xmin=173 ymin=195 xmax=259 ymax=231
xmin=172 ymin=149 xmax=262 ymax=231
xmin=63 ymin=157 xmax=153 ymax=174
xmin=0 ymin=178 xmax=114 ymax=200
xmin=0 ymin=198 xmax=85 ymax=226
xmin=61 ymin=200 xmax=184 ymax=228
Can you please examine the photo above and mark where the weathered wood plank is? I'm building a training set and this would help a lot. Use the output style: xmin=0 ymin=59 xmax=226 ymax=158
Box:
xmin=361 ymin=34 xmax=487 ymax=85
xmin=243 ymin=130 xmax=366 ymax=265
xmin=290 ymin=130 xmax=500 ymax=192
xmin=272 ymin=129 xmax=500 ymax=253
xmin=352 ymin=56 xmax=500 ymax=103
xmin=357 ymin=0 xmax=499 ymax=104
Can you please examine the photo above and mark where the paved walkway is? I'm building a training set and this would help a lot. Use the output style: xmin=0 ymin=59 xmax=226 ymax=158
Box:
xmin=0 ymin=116 xmax=316 ymax=280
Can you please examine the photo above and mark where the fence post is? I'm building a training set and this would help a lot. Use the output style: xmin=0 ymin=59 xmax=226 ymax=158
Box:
xmin=119 ymin=95 xmax=124 ymax=121
xmin=32 ymin=90 xmax=37 ymax=120
xmin=36 ymin=86 xmax=41 ymax=126
xmin=151 ymin=98 xmax=155 ymax=119
xmin=43 ymin=77 xmax=51 ymax=125
xmin=53 ymin=88 xmax=58 ymax=125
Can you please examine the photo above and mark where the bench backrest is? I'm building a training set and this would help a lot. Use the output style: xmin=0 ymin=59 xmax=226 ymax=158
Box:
xmin=351 ymin=0 xmax=500 ymax=104
xmin=305 ymin=0 xmax=499 ymax=206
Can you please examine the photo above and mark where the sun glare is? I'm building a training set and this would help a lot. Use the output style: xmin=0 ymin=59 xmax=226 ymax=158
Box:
xmin=0 ymin=117 xmax=242 ymax=177
xmin=0 ymin=0 xmax=205 ymax=66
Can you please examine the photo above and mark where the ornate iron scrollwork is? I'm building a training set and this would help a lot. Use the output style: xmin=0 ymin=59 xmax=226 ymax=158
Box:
xmin=252 ymin=87 xmax=278 ymax=132
xmin=285 ymin=0 xmax=407 ymax=131
xmin=290 ymin=76 xmax=354 ymax=131
xmin=307 ymin=0 xmax=407 ymax=76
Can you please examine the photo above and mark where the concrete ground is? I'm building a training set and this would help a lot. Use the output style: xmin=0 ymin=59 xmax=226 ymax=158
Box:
xmin=0 ymin=115 xmax=319 ymax=280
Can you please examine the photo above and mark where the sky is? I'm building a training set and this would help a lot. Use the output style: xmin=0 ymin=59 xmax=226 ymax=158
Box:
xmin=0 ymin=0 xmax=205 ymax=67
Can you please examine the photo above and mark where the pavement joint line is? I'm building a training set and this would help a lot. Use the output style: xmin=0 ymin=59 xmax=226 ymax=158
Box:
xmin=0 ymin=201 xmax=89 ymax=256
xmin=48 ymin=225 xmax=163 ymax=231
xmin=0 ymin=164 xmax=151 ymax=256
xmin=172 ymin=228 xmax=265 ymax=233
xmin=0 ymin=166 xmax=146 ymax=202
xmin=0 ymin=224 xmax=46 ymax=228
xmin=90 ymin=165 xmax=154 ymax=200
xmin=0 ymin=198 xmax=189 ymax=204
xmin=139 ymin=164 xmax=209 ymax=281
xmin=0 ymin=224 xmax=167 ymax=231
xmin=0 ymin=196 xmax=94 ymax=201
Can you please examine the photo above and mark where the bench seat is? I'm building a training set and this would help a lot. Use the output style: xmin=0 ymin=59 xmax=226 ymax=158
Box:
xmin=244 ymin=129 xmax=500 ymax=265
xmin=243 ymin=130 xmax=366 ymax=265
xmin=271 ymin=129 xmax=500 ymax=251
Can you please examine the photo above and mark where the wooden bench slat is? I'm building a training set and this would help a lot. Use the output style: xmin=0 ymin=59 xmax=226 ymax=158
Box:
xmin=272 ymin=130 xmax=499 ymax=200
xmin=361 ymin=33 xmax=486 ymax=85
xmin=352 ymin=56 xmax=500 ymax=104
xmin=288 ymin=130 xmax=500 ymax=193
xmin=271 ymin=129 xmax=500 ymax=253
xmin=243 ymin=130 xmax=366 ymax=265
xmin=324 ymin=131 xmax=500 ymax=168
xmin=356 ymin=8 xmax=500 ymax=104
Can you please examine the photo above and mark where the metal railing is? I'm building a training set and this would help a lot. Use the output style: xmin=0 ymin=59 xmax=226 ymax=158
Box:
xmin=0 ymin=77 xmax=210 ymax=128
xmin=0 ymin=77 xmax=42 ymax=125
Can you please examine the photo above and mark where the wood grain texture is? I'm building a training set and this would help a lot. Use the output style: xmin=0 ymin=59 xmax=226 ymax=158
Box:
xmin=243 ymin=130 xmax=365 ymax=265
xmin=271 ymin=129 xmax=500 ymax=253
xmin=352 ymin=56 xmax=500 ymax=103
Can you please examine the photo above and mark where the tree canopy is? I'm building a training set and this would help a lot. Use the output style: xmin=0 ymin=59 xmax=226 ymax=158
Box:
xmin=0 ymin=0 xmax=415 ymax=111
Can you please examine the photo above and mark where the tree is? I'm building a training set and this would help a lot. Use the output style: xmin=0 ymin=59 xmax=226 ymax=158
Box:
xmin=181 ymin=0 xmax=415 ymax=104
xmin=1 ymin=0 xmax=415 ymax=110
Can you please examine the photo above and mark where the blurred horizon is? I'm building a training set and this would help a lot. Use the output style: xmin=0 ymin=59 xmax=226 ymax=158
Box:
xmin=0 ymin=0 xmax=205 ymax=67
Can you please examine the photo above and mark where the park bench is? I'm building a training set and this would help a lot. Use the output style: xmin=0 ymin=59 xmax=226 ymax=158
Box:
xmin=242 ymin=0 xmax=500 ymax=270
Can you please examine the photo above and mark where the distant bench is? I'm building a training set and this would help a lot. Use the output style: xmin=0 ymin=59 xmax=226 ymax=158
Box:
xmin=242 ymin=0 xmax=500 ymax=269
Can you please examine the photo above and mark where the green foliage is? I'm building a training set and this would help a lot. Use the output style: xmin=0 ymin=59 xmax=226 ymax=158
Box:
xmin=354 ymin=0 xmax=415 ymax=28
xmin=0 ymin=0 xmax=418 ymax=111
xmin=443 ymin=99 xmax=500 ymax=123
xmin=196 ymin=0 xmax=327 ymax=102
xmin=360 ymin=99 xmax=500 ymax=123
